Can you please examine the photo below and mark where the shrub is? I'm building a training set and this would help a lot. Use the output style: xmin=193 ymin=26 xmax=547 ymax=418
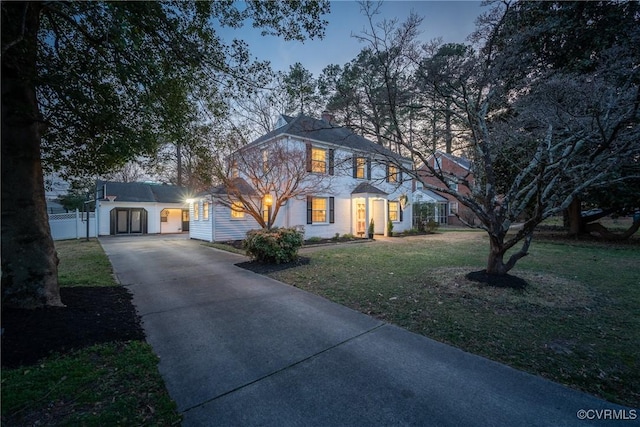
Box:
xmin=243 ymin=227 xmax=304 ymax=264
xmin=342 ymin=233 xmax=356 ymax=239
xmin=426 ymin=220 xmax=439 ymax=233
xmin=387 ymin=219 xmax=394 ymax=236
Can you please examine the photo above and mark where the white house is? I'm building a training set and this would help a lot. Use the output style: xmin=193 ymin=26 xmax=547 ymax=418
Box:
xmin=188 ymin=113 xmax=413 ymax=242
xmin=95 ymin=181 xmax=190 ymax=235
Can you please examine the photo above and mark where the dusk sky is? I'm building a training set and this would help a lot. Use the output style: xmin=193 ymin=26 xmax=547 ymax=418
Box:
xmin=218 ymin=1 xmax=489 ymax=75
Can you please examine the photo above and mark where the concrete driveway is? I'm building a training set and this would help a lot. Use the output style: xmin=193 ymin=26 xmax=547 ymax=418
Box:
xmin=100 ymin=235 xmax=636 ymax=426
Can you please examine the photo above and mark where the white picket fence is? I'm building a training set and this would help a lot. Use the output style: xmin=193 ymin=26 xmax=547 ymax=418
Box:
xmin=48 ymin=210 xmax=96 ymax=240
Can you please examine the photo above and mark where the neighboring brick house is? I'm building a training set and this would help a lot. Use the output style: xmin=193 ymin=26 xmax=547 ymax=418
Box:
xmin=414 ymin=151 xmax=476 ymax=226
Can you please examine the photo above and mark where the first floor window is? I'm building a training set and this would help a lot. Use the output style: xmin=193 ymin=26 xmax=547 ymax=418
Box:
xmin=389 ymin=201 xmax=400 ymax=222
xmin=307 ymin=196 xmax=335 ymax=224
xmin=231 ymin=201 xmax=244 ymax=219
xmin=203 ymin=202 xmax=210 ymax=220
xmin=193 ymin=202 xmax=199 ymax=220
xmin=449 ymin=202 xmax=459 ymax=215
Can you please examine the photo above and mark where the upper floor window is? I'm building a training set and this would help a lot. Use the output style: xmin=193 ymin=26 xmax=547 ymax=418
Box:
xmin=387 ymin=163 xmax=400 ymax=183
xmin=262 ymin=149 xmax=269 ymax=174
xmin=353 ymin=157 xmax=368 ymax=179
xmin=231 ymin=160 xmax=239 ymax=178
xmin=312 ymin=147 xmax=327 ymax=173
xmin=447 ymin=179 xmax=459 ymax=192
xmin=306 ymin=143 xmax=334 ymax=175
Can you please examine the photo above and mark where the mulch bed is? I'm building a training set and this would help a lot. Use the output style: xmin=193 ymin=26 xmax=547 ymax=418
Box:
xmin=1 ymin=287 xmax=145 ymax=369
xmin=236 ymin=256 xmax=311 ymax=274
xmin=466 ymin=270 xmax=529 ymax=289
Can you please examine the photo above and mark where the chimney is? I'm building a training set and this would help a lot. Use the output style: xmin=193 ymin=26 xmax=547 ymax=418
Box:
xmin=321 ymin=110 xmax=334 ymax=124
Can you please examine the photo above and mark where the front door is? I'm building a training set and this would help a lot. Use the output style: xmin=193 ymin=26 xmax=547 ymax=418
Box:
xmin=182 ymin=209 xmax=190 ymax=232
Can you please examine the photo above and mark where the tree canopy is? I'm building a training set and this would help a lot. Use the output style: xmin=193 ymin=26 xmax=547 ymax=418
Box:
xmin=1 ymin=0 xmax=329 ymax=308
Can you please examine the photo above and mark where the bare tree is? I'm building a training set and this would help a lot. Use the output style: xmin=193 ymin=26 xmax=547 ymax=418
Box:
xmin=213 ymin=140 xmax=333 ymax=228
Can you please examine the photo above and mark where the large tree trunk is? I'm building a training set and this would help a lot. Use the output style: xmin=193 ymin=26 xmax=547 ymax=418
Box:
xmin=1 ymin=2 xmax=63 ymax=308
xmin=566 ymin=198 xmax=585 ymax=235
xmin=486 ymin=236 xmax=510 ymax=275
xmin=486 ymin=232 xmax=532 ymax=276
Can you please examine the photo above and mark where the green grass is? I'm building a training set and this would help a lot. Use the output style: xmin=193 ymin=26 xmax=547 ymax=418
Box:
xmin=1 ymin=341 xmax=181 ymax=426
xmin=1 ymin=239 xmax=181 ymax=425
xmin=268 ymin=231 xmax=640 ymax=407
xmin=56 ymin=239 xmax=117 ymax=287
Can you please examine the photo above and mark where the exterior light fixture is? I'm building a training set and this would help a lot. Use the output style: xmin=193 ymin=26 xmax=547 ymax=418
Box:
xmin=106 ymin=195 xmax=117 ymax=202
xmin=186 ymin=198 xmax=195 ymax=204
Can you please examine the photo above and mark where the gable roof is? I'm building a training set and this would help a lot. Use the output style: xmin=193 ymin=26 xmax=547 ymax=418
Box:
xmin=351 ymin=182 xmax=388 ymax=196
xmin=432 ymin=151 xmax=471 ymax=171
xmin=204 ymin=177 xmax=257 ymax=197
xmin=97 ymin=180 xmax=189 ymax=203
xmin=248 ymin=114 xmax=410 ymax=163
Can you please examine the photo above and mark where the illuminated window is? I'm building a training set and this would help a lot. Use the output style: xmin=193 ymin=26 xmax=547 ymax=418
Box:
xmin=388 ymin=164 xmax=399 ymax=183
xmin=355 ymin=157 xmax=366 ymax=179
xmin=389 ymin=201 xmax=400 ymax=221
xmin=231 ymin=201 xmax=244 ymax=219
xmin=193 ymin=202 xmax=199 ymax=221
xmin=312 ymin=197 xmax=327 ymax=222
xmin=307 ymin=196 xmax=334 ymax=224
xmin=312 ymin=147 xmax=327 ymax=173
xmin=203 ymin=202 xmax=209 ymax=220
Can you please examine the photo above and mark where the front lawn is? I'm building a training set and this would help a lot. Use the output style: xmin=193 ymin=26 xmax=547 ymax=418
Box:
xmin=266 ymin=231 xmax=640 ymax=408
xmin=1 ymin=239 xmax=181 ymax=425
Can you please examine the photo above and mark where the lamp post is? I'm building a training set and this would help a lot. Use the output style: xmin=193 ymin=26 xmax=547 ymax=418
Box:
xmin=264 ymin=194 xmax=273 ymax=229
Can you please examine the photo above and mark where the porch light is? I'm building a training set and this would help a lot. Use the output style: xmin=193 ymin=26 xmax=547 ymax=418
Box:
xmin=106 ymin=195 xmax=117 ymax=202
xmin=264 ymin=194 xmax=273 ymax=206
xmin=186 ymin=198 xmax=195 ymax=204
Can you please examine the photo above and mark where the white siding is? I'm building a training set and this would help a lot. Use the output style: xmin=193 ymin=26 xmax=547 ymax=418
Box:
xmin=211 ymin=202 xmax=259 ymax=241
xmin=97 ymin=201 xmax=186 ymax=235
xmin=188 ymin=197 xmax=213 ymax=241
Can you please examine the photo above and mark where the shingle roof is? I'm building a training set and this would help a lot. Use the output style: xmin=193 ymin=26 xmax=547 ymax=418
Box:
xmin=351 ymin=182 xmax=388 ymax=196
xmin=204 ymin=177 xmax=257 ymax=197
xmin=97 ymin=181 xmax=188 ymax=203
xmin=248 ymin=114 xmax=410 ymax=162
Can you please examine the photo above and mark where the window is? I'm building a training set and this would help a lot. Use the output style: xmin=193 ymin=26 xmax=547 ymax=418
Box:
xmin=231 ymin=160 xmax=239 ymax=178
xmin=387 ymin=163 xmax=399 ymax=183
xmin=203 ymin=202 xmax=209 ymax=220
xmin=306 ymin=196 xmax=335 ymax=224
xmin=312 ymin=197 xmax=327 ymax=222
xmin=231 ymin=201 xmax=245 ymax=219
xmin=262 ymin=149 xmax=269 ymax=174
xmin=306 ymin=144 xmax=334 ymax=175
xmin=449 ymin=202 xmax=459 ymax=215
xmin=447 ymin=179 xmax=459 ymax=191
xmin=312 ymin=147 xmax=327 ymax=173
xmin=193 ymin=202 xmax=199 ymax=221
xmin=416 ymin=181 xmax=424 ymax=189
xmin=389 ymin=201 xmax=400 ymax=222
xmin=354 ymin=157 xmax=366 ymax=179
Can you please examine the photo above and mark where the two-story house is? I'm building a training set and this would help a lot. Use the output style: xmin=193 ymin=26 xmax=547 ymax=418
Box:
xmin=188 ymin=113 xmax=413 ymax=242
